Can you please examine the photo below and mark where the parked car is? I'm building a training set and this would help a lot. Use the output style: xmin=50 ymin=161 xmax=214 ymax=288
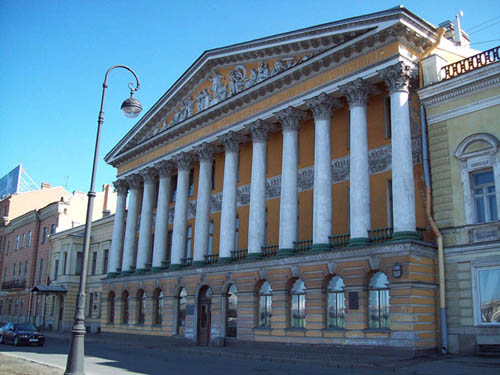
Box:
xmin=0 ymin=322 xmax=45 ymax=346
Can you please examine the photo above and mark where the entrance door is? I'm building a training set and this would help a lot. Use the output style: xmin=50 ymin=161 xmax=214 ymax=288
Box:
xmin=197 ymin=287 xmax=212 ymax=346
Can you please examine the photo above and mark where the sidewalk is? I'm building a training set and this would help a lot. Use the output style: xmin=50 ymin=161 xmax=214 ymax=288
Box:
xmin=41 ymin=330 xmax=500 ymax=374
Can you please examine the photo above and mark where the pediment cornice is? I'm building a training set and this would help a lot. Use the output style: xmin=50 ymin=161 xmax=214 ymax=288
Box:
xmin=106 ymin=8 xmax=435 ymax=168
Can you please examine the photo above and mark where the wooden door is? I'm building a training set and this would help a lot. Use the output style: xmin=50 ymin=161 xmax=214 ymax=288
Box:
xmin=197 ymin=288 xmax=212 ymax=346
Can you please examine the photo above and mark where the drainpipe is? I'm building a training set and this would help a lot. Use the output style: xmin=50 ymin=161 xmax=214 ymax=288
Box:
xmin=419 ymin=27 xmax=448 ymax=354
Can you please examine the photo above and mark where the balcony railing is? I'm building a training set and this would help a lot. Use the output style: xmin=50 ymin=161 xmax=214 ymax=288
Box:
xmin=294 ymin=239 xmax=313 ymax=254
xmin=2 ymin=280 xmax=26 ymax=290
xmin=330 ymin=233 xmax=350 ymax=248
xmin=205 ymin=254 xmax=219 ymax=264
xmin=182 ymin=257 xmax=193 ymax=266
xmin=261 ymin=244 xmax=278 ymax=258
xmin=440 ymin=45 xmax=499 ymax=81
xmin=368 ymin=228 xmax=393 ymax=242
xmin=231 ymin=249 xmax=248 ymax=261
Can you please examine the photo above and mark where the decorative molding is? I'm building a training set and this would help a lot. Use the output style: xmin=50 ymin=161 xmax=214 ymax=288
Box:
xmin=226 ymin=272 xmax=232 ymax=282
xmin=193 ymin=142 xmax=217 ymax=161
xmin=258 ymin=269 xmax=266 ymax=280
xmin=327 ymin=261 xmax=338 ymax=275
xmin=369 ymin=255 xmax=381 ymax=270
xmin=275 ymin=107 xmax=308 ymax=132
xmin=217 ymin=131 xmax=247 ymax=152
xmin=305 ymin=92 xmax=342 ymax=120
xmin=125 ymin=174 xmax=142 ymax=190
xmin=155 ymin=160 xmax=175 ymax=178
xmin=339 ymin=78 xmax=374 ymax=107
xmin=113 ymin=179 xmax=129 ymax=195
xmin=426 ymin=95 xmax=500 ymax=125
xmin=290 ymin=265 xmax=299 ymax=278
xmin=172 ymin=152 xmax=194 ymax=171
xmin=378 ymin=61 xmax=414 ymax=94
xmin=245 ymin=119 xmax=276 ymax=143
xmin=140 ymin=167 xmax=157 ymax=184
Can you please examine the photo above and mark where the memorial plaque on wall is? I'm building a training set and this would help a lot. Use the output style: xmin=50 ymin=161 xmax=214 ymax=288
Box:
xmin=186 ymin=304 xmax=194 ymax=315
xmin=348 ymin=292 xmax=359 ymax=310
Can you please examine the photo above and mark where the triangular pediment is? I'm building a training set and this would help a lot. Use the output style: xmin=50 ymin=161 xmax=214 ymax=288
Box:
xmin=106 ymin=6 xmax=435 ymax=167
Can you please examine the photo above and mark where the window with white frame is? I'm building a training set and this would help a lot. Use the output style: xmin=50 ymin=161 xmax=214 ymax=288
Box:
xmin=27 ymin=231 xmax=32 ymax=247
xmin=472 ymin=260 xmax=500 ymax=325
xmin=455 ymin=133 xmax=500 ymax=225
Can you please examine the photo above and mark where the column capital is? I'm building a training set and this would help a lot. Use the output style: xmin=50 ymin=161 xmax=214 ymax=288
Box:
xmin=305 ymin=93 xmax=342 ymax=120
xmin=340 ymin=78 xmax=374 ymax=107
xmin=139 ymin=167 xmax=158 ymax=184
xmin=193 ymin=142 xmax=217 ymax=161
xmin=125 ymin=174 xmax=142 ymax=190
xmin=378 ymin=62 xmax=414 ymax=94
xmin=173 ymin=152 xmax=194 ymax=171
xmin=274 ymin=107 xmax=307 ymax=132
xmin=113 ymin=179 xmax=129 ymax=195
xmin=154 ymin=160 xmax=174 ymax=177
xmin=246 ymin=119 xmax=276 ymax=143
xmin=218 ymin=131 xmax=247 ymax=153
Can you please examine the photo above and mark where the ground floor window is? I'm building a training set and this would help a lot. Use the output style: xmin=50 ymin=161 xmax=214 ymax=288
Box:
xmin=473 ymin=265 xmax=500 ymax=325
xmin=108 ymin=292 xmax=115 ymax=323
xmin=177 ymin=287 xmax=187 ymax=336
xmin=258 ymin=281 xmax=272 ymax=328
xmin=368 ymin=272 xmax=390 ymax=329
xmin=326 ymin=276 xmax=345 ymax=329
xmin=122 ymin=291 xmax=129 ymax=324
xmin=290 ymin=279 xmax=306 ymax=329
xmin=226 ymin=284 xmax=237 ymax=337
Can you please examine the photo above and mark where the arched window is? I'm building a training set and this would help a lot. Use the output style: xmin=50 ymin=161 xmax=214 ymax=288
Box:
xmin=326 ymin=276 xmax=345 ymax=329
xmin=368 ymin=272 xmax=390 ymax=329
xmin=153 ymin=289 xmax=164 ymax=325
xmin=290 ymin=279 xmax=306 ymax=329
xmin=108 ymin=292 xmax=115 ymax=324
xmin=177 ymin=287 xmax=187 ymax=336
xmin=226 ymin=284 xmax=237 ymax=337
xmin=137 ymin=290 xmax=146 ymax=325
xmin=258 ymin=281 xmax=272 ymax=328
xmin=121 ymin=291 xmax=129 ymax=324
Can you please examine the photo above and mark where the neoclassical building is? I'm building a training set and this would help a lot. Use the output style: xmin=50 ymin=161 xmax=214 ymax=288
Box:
xmin=100 ymin=7 xmax=476 ymax=352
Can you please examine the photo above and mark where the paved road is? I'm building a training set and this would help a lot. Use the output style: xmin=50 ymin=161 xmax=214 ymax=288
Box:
xmin=0 ymin=333 xmax=499 ymax=375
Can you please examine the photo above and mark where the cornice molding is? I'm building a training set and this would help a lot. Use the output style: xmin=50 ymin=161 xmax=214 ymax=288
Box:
xmin=426 ymin=95 xmax=500 ymax=125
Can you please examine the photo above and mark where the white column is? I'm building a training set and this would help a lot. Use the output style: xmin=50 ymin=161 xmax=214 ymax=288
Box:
xmin=170 ymin=152 xmax=194 ymax=268
xmin=151 ymin=160 xmax=173 ymax=271
xmin=306 ymin=93 xmax=341 ymax=250
xmin=121 ymin=174 xmax=142 ymax=275
xmin=135 ymin=167 xmax=158 ymax=273
xmin=246 ymin=120 xmax=275 ymax=258
xmin=341 ymin=78 xmax=372 ymax=245
xmin=108 ymin=179 xmax=128 ymax=276
xmin=218 ymin=131 xmax=246 ymax=262
xmin=193 ymin=143 xmax=216 ymax=265
xmin=276 ymin=107 xmax=307 ymax=254
xmin=379 ymin=62 xmax=417 ymax=238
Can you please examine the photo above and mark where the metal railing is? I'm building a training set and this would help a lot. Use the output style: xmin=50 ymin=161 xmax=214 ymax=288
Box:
xmin=182 ymin=257 xmax=193 ymax=266
xmin=231 ymin=249 xmax=248 ymax=261
xmin=368 ymin=228 xmax=393 ymax=242
xmin=2 ymin=280 xmax=26 ymax=290
xmin=205 ymin=254 xmax=219 ymax=264
xmin=329 ymin=233 xmax=350 ymax=248
xmin=294 ymin=239 xmax=313 ymax=254
xmin=440 ymin=45 xmax=499 ymax=81
xmin=261 ymin=244 xmax=279 ymax=258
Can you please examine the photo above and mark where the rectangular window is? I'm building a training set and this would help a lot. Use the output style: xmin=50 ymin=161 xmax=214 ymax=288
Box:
xmin=21 ymin=233 xmax=25 ymax=248
xmin=103 ymin=249 xmax=109 ymax=274
xmin=63 ymin=253 xmax=67 ymax=275
xmin=38 ymin=259 xmax=43 ymax=282
xmin=16 ymin=235 xmax=19 ymax=249
xmin=17 ymin=262 xmax=21 ymax=280
xmin=27 ymin=231 xmax=32 ymax=247
xmin=384 ymin=95 xmax=392 ymax=139
xmin=171 ymin=175 xmax=178 ymax=202
xmin=91 ymin=252 xmax=97 ymax=275
xmin=185 ymin=225 xmax=192 ymax=259
xmin=41 ymin=227 xmax=47 ymax=244
xmin=54 ymin=260 xmax=59 ymax=281
xmin=24 ymin=261 xmax=28 ymax=280
xmin=208 ymin=221 xmax=214 ymax=255
xmin=473 ymin=265 xmax=500 ymax=325
xmin=12 ymin=264 xmax=16 ymax=280
xmin=50 ymin=224 xmax=56 ymax=234
xmin=472 ymin=170 xmax=497 ymax=223
xmin=188 ymin=168 xmax=194 ymax=197
xmin=76 ymin=252 xmax=83 ymax=275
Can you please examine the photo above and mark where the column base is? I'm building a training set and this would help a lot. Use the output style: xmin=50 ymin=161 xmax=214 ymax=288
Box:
xmin=277 ymin=248 xmax=295 ymax=256
xmin=120 ymin=270 xmax=133 ymax=276
xmin=134 ymin=268 xmax=148 ymax=275
xmin=311 ymin=243 xmax=330 ymax=252
xmin=218 ymin=257 xmax=232 ymax=264
xmin=107 ymin=272 xmax=119 ymax=278
xmin=247 ymin=252 xmax=262 ymax=260
xmin=168 ymin=263 xmax=182 ymax=271
xmin=149 ymin=267 xmax=163 ymax=273
xmin=348 ymin=237 xmax=371 ymax=247
xmin=192 ymin=260 xmax=205 ymax=267
xmin=391 ymin=231 xmax=419 ymax=241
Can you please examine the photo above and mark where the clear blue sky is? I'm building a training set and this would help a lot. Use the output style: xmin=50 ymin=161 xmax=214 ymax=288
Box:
xmin=1 ymin=1 xmax=499 ymax=194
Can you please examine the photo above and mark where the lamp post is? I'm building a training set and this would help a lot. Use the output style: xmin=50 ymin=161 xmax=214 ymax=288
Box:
xmin=65 ymin=65 xmax=142 ymax=375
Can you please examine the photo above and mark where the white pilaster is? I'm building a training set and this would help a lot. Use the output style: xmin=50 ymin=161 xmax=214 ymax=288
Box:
xmin=218 ymin=131 xmax=246 ymax=262
xmin=135 ymin=167 xmax=158 ymax=273
xmin=121 ymin=174 xmax=142 ymax=274
xmin=246 ymin=120 xmax=275 ymax=257
xmin=108 ymin=179 xmax=128 ymax=276
xmin=275 ymin=107 xmax=307 ymax=254
xmin=151 ymin=160 xmax=174 ymax=271
xmin=341 ymin=78 xmax=372 ymax=245
xmin=170 ymin=153 xmax=194 ymax=268
xmin=193 ymin=143 xmax=217 ymax=265
xmin=379 ymin=62 xmax=417 ymax=238
xmin=306 ymin=93 xmax=341 ymax=249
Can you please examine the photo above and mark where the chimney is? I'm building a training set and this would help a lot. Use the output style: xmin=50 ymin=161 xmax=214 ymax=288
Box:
xmin=41 ymin=182 xmax=51 ymax=189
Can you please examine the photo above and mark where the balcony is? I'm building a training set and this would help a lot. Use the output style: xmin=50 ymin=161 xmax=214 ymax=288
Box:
xmin=2 ymin=280 xmax=26 ymax=290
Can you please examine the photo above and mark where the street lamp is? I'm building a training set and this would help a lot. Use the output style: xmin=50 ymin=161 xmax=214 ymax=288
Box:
xmin=65 ymin=65 xmax=141 ymax=375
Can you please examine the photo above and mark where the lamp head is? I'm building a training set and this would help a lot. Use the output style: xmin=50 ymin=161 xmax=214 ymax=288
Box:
xmin=121 ymin=92 xmax=142 ymax=118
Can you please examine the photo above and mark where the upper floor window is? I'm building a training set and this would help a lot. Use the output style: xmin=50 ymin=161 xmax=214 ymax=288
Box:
xmin=38 ymin=258 xmax=43 ymax=282
xmin=27 ymin=231 xmax=32 ymax=247
xmin=15 ymin=235 xmax=20 ymax=250
xmin=103 ymin=249 xmax=109 ymax=274
xmin=188 ymin=168 xmax=195 ymax=197
xmin=41 ymin=227 xmax=47 ymax=244
xmin=91 ymin=252 xmax=97 ymax=276
xmin=50 ymin=224 xmax=56 ymax=234
xmin=21 ymin=233 xmax=25 ymax=248
xmin=455 ymin=133 xmax=500 ymax=225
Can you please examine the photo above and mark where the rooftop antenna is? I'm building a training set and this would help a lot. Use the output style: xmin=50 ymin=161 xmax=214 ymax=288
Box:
xmin=455 ymin=10 xmax=464 ymax=46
